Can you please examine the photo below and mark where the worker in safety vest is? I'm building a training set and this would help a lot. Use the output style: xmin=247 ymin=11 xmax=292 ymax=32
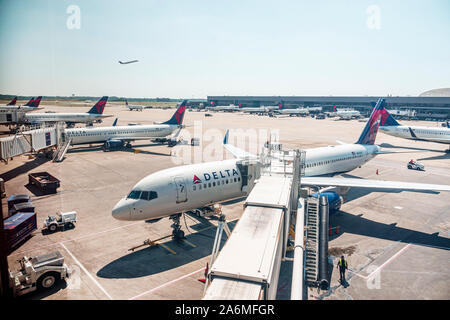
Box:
xmin=337 ymin=255 xmax=348 ymax=283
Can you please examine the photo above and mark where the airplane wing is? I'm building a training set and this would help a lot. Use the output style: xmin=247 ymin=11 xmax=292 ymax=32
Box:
xmin=223 ymin=130 xmax=258 ymax=159
xmin=374 ymin=149 xmax=422 ymax=154
xmin=301 ymin=176 xmax=450 ymax=192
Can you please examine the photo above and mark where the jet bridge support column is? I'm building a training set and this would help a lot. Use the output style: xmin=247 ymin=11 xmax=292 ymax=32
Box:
xmin=290 ymin=198 xmax=305 ymax=300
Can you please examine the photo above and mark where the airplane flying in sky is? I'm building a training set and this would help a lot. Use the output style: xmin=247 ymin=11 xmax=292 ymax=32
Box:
xmin=379 ymin=108 xmax=450 ymax=153
xmin=24 ymin=96 xmax=111 ymax=126
xmin=64 ymin=100 xmax=187 ymax=149
xmin=119 ymin=60 xmax=139 ymax=64
xmin=111 ymin=98 xmax=450 ymax=240
xmin=0 ymin=96 xmax=42 ymax=112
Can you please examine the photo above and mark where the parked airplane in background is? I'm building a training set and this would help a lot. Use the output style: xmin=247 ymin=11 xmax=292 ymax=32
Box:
xmin=206 ymin=104 xmax=241 ymax=112
xmin=327 ymin=106 xmax=361 ymax=120
xmin=0 ymin=96 xmax=42 ymax=112
xmin=119 ymin=60 xmax=139 ymax=64
xmin=24 ymin=96 xmax=111 ymax=126
xmin=65 ymin=100 xmax=187 ymax=149
xmin=0 ymin=96 xmax=17 ymax=106
xmin=276 ymin=102 xmax=309 ymax=117
xmin=112 ymin=98 xmax=450 ymax=240
xmin=379 ymin=108 xmax=450 ymax=153
xmin=125 ymin=100 xmax=146 ymax=111
xmin=240 ymin=103 xmax=280 ymax=114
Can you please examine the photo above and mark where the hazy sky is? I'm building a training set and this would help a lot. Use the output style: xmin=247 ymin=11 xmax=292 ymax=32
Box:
xmin=0 ymin=0 xmax=449 ymax=98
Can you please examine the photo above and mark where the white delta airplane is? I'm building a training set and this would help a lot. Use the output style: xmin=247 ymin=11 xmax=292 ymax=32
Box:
xmin=206 ymin=104 xmax=241 ymax=112
xmin=328 ymin=106 xmax=361 ymax=120
xmin=24 ymin=96 xmax=111 ymax=126
xmin=125 ymin=100 xmax=147 ymax=111
xmin=276 ymin=101 xmax=309 ymax=117
xmin=0 ymin=96 xmax=43 ymax=112
xmin=240 ymin=103 xmax=280 ymax=114
xmin=111 ymin=98 xmax=450 ymax=240
xmin=64 ymin=100 xmax=187 ymax=149
xmin=379 ymin=109 xmax=450 ymax=153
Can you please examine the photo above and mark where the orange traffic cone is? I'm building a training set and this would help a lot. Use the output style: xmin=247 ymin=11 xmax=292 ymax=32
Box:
xmin=197 ymin=278 xmax=206 ymax=283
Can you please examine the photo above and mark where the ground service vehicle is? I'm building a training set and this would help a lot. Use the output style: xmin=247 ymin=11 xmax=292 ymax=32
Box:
xmin=43 ymin=211 xmax=77 ymax=232
xmin=9 ymin=251 xmax=70 ymax=296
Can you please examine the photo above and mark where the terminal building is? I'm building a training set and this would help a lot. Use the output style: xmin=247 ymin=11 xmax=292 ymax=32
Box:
xmin=207 ymin=96 xmax=450 ymax=119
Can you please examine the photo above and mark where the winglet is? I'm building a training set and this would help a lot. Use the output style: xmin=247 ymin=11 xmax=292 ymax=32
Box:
xmin=223 ymin=129 xmax=229 ymax=145
xmin=112 ymin=118 xmax=118 ymax=126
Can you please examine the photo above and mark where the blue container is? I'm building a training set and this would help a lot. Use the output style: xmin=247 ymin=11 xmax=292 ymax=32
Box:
xmin=4 ymin=212 xmax=37 ymax=253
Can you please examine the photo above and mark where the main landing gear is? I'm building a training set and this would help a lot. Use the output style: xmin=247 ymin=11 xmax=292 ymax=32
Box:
xmin=170 ymin=213 xmax=185 ymax=241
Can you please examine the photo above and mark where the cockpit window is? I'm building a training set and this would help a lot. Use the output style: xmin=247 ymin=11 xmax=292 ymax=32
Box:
xmin=127 ymin=190 xmax=141 ymax=199
xmin=140 ymin=191 xmax=158 ymax=201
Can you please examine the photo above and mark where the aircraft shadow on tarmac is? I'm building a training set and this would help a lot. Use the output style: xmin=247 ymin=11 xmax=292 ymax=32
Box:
xmin=329 ymin=210 xmax=450 ymax=250
xmin=379 ymin=143 xmax=446 ymax=154
xmin=97 ymin=216 xmax=236 ymax=279
xmin=0 ymin=156 xmax=50 ymax=182
xmin=67 ymin=143 xmax=171 ymax=157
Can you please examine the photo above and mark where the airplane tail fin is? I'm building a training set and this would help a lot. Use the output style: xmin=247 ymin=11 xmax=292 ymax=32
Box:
xmin=87 ymin=96 xmax=108 ymax=114
xmin=278 ymin=101 xmax=284 ymax=110
xmin=162 ymin=100 xmax=187 ymax=125
xmin=7 ymin=97 xmax=17 ymax=105
xmin=380 ymin=108 xmax=400 ymax=126
xmin=32 ymin=96 xmax=42 ymax=108
xmin=333 ymin=105 xmax=337 ymax=112
xmin=125 ymin=100 xmax=128 ymax=106
xmin=355 ymin=98 xmax=386 ymax=145
xmin=25 ymin=97 xmax=35 ymax=106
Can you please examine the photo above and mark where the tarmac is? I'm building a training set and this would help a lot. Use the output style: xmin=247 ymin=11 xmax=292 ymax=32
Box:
xmin=1 ymin=103 xmax=449 ymax=300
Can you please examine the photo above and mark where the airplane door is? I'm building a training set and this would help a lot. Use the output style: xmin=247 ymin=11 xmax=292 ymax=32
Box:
xmin=174 ymin=177 xmax=187 ymax=203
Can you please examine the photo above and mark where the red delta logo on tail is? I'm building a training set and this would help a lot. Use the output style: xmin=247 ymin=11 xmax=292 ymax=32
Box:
xmin=193 ymin=175 xmax=202 ymax=184
xmin=355 ymin=98 xmax=386 ymax=145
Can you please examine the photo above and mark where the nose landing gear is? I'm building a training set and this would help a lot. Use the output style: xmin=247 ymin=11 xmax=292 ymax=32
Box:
xmin=170 ymin=213 xmax=185 ymax=241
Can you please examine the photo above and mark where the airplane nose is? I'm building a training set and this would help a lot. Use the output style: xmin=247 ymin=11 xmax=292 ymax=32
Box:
xmin=112 ymin=199 xmax=130 ymax=220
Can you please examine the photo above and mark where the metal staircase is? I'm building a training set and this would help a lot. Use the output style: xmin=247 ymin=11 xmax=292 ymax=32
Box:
xmin=304 ymin=197 xmax=319 ymax=285
xmin=53 ymin=138 xmax=71 ymax=162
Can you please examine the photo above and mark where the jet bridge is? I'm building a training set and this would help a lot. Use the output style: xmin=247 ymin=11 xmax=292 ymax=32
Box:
xmin=203 ymin=147 xmax=306 ymax=300
xmin=0 ymin=124 xmax=64 ymax=163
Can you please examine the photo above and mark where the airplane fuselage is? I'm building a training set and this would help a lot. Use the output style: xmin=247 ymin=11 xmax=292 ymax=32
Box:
xmin=379 ymin=125 xmax=450 ymax=145
xmin=112 ymin=143 xmax=379 ymax=221
xmin=25 ymin=113 xmax=112 ymax=124
xmin=65 ymin=124 xmax=177 ymax=145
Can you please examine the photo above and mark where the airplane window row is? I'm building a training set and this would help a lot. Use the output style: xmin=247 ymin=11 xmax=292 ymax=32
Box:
xmin=68 ymin=130 xmax=156 ymax=136
xmin=305 ymin=155 xmax=361 ymax=168
xmin=192 ymin=177 xmax=241 ymax=191
xmin=127 ymin=190 xmax=158 ymax=201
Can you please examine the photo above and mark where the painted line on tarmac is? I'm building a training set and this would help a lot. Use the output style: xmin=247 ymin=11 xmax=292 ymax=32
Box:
xmin=350 ymin=243 xmax=411 ymax=280
xmin=60 ymin=242 xmax=113 ymax=300
xmin=13 ymin=221 xmax=142 ymax=256
xmin=128 ymin=267 xmax=204 ymax=300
